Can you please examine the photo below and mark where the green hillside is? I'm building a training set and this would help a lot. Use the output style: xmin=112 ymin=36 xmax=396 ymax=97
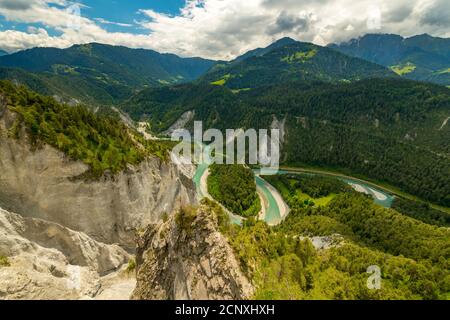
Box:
xmin=202 ymin=40 xmax=396 ymax=89
xmin=211 ymin=177 xmax=450 ymax=299
xmin=0 ymin=43 xmax=215 ymax=105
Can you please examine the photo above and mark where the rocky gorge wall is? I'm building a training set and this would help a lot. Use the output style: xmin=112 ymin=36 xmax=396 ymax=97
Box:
xmin=0 ymin=207 xmax=131 ymax=299
xmin=0 ymin=107 xmax=196 ymax=249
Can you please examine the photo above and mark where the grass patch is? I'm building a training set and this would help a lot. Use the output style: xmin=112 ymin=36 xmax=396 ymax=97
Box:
xmin=390 ymin=62 xmax=416 ymax=75
xmin=436 ymin=68 xmax=450 ymax=75
xmin=314 ymin=194 xmax=336 ymax=207
xmin=211 ymin=74 xmax=231 ymax=86
xmin=282 ymin=49 xmax=318 ymax=63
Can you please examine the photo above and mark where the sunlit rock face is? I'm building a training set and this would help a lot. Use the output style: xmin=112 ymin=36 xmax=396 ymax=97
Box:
xmin=132 ymin=203 xmax=254 ymax=300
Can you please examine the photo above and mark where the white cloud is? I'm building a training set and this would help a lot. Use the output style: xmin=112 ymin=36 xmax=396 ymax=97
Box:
xmin=0 ymin=0 xmax=448 ymax=59
xmin=94 ymin=18 xmax=133 ymax=28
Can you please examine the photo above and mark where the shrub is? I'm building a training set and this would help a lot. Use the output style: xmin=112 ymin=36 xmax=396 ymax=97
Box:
xmin=0 ymin=256 xmax=10 ymax=267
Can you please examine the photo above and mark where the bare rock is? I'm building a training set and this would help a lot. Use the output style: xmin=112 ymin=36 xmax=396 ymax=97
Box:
xmin=0 ymin=207 xmax=131 ymax=300
xmin=131 ymin=204 xmax=254 ymax=300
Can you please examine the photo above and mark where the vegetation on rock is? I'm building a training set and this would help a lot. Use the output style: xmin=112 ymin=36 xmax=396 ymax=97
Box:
xmin=0 ymin=256 xmax=10 ymax=267
xmin=0 ymin=80 xmax=174 ymax=178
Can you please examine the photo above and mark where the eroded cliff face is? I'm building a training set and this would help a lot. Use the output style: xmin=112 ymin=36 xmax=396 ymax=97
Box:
xmin=0 ymin=207 xmax=131 ymax=300
xmin=0 ymin=108 xmax=196 ymax=249
xmin=0 ymin=101 xmax=197 ymax=299
xmin=131 ymin=203 xmax=254 ymax=300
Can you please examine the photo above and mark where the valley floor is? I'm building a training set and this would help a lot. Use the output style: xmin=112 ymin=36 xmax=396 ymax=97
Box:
xmin=194 ymin=162 xmax=404 ymax=226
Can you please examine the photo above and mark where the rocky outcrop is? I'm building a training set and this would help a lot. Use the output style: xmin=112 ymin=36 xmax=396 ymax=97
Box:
xmin=299 ymin=234 xmax=344 ymax=250
xmin=0 ymin=108 xmax=196 ymax=249
xmin=131 ymin=204 xmax=254 ymax=300
xmin=0 ymin=207 xmax=132 ymax=300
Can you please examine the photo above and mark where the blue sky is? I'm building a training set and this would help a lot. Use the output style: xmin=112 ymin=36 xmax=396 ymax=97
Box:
xmin=0 ymin=0 xmax=448 ymax=59
xmin=0 ymin=0 xmax=186 ymax=35
xmin=79 ymin=0 xmax=185 ymax=32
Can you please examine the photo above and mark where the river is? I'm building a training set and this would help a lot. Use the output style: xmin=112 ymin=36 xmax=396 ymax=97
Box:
xmin=191 ymin=144 xmax=394 ymax=226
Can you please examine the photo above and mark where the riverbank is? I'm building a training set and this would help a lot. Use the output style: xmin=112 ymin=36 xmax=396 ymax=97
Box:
xmin=256 ymin=175 xmax=290 ymax=226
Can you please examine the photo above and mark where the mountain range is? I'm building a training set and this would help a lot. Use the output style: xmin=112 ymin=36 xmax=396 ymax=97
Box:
xmin=0 ymin=33 xmax=449 ymax=207
xmin=0 ymin=33 xmax=449 ymax=105
xmin=330 ymin=34 xmax=450 ymax=87
xmin=0 ymin=43 xmax=215 ymax=105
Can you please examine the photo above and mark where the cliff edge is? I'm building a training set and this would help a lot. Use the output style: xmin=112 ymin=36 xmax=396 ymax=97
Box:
xmin=132 ymin=202 xmax=254 ymax=300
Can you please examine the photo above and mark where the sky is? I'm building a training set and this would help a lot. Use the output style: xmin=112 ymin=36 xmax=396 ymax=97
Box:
xmin=0 ymin=0 xmax=449 ymax=60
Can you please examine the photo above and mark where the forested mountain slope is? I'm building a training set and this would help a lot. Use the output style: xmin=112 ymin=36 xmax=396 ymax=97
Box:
xmin=202 ymin=39 xmax=396 ymax=89
xmin=228 ymin=173 xmax=450 ymax=300
xmin=0 ymin=81 xmax=196 ymax=299
xmin=0 ymin=43 xmax=215 ymax=105
xmin=122 ymin=79 xmax=450 ymax=207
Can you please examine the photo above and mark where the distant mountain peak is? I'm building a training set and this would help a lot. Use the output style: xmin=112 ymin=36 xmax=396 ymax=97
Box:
xmin=231 ymin=37 xmax=300 ymax=63
xmin=272 ymin=37 xmax=298 ymax=46
xmin=205 ymin=38 xmax=394 ymax=89
xmin=410 ymin=33 xmax=433 ymax=39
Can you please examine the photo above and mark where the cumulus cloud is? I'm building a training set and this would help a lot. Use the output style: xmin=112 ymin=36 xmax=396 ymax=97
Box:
xmin=420 ymin=0 xmax=450 ymax=27
xmin=0 ymin=0 xmax=38 ymax=11
xmin=0 ymin=0 xmax=448 ymax=59
xmin=267 ymin=11 xmax=314 ymax=35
